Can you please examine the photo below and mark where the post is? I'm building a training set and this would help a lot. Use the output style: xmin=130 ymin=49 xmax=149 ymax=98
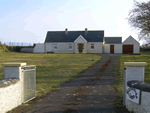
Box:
xmin=123 ymin=67 xmax=126 ymax=108
xmin=45 ymin=43 xmax=46 ymax=54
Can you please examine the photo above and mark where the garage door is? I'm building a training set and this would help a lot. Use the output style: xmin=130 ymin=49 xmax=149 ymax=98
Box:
xmin=123 ymin=45 xmax=133 ymax=54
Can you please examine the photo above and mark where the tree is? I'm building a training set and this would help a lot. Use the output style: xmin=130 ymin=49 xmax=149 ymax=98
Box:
xmin=127 ymin=0 xmax=150 ymax=43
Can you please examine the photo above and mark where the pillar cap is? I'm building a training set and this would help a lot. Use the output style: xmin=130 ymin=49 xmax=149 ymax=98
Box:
xmin=1 ymin=62 xmax=26 ymax=67
xmin=124 ymin=62 xmax=147 ymax=67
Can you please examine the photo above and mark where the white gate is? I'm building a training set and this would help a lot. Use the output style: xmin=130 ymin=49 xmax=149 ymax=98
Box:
xmin=22 ymin=65 xmax=36 ymax=103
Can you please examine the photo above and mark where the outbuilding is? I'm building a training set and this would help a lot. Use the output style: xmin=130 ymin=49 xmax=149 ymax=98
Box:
xmin=103 ymin=37 xmax=122 ymax=54
xmin=122 ymin=35 xmax=140 ymax=54
xmin=33 ymin=43 xmax=45 ymax=53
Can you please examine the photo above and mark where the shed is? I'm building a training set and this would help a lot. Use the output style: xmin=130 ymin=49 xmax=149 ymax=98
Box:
xmin=20 ymin=48 xmax=33 ymax=53
xmin=122 ymin=36 xmax=140 ymax=54
xmin=33 ymin=43 xmax=45 ymax=53
xmin=103 ymin=37 xmax=122 ymax=54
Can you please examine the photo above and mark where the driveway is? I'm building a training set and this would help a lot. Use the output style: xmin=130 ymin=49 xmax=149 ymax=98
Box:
xmin=7 ymin=54 xmax=129 ymax=113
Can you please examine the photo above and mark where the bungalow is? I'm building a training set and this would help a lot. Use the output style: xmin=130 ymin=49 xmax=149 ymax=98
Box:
xmin=33 ymin=28 xmax=140 ymax=54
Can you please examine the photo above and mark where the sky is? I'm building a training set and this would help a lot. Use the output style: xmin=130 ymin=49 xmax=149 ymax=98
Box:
xmin=0 ymin=0 xmax=148 ymax=46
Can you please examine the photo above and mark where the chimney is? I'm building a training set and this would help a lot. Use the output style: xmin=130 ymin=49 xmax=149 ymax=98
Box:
xmin=65 ymin=28 xmax=68 ymax=35
xmin=85 ymin=28 xmax=88 ymax=35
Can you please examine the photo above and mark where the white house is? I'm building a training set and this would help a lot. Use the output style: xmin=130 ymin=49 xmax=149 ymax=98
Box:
xmin=33 ymin=28 xmax=140 ymax=54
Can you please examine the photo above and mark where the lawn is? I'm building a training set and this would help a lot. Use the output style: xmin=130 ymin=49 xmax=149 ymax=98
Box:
xmin=114 ymin=51 xmax=150 ymax=108
xmin=0 ymin=52 xmax=102 ymax=98
xmin=2 ymin=52 xmax=150 ymax=112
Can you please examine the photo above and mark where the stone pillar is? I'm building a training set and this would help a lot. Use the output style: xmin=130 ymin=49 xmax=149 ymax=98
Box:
xmin=124 ymin=62 xmax=147 ymax=108
xmin=1 ymin=62 xmax=26 ymax=79
xmin=124 ymin=62 xmax=147 ymax=82
xmin=1 ymin=62 xmax=27 ymax=104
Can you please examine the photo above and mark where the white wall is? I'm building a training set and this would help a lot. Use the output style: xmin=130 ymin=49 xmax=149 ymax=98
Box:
xmin=33 ymin=43 xmax=44 ymax=53
xmin=126 ymin=91 xmax=150 ymax=113
xmin=114 ymin=44 xmax=122 ymax=53
xmin=87 ymin=42 xmax=102 ymax=53
xmin=141 ymin=91 xmax=150 ymax=112
xmin=0 ymin=79 xmax=22 ymax=113
xmin=103 ymin=44 xmax=122 ymax=53
xmin=134 ymin=43 xmax=140 ymax=54
xmin=46 ymin=43 xmax=52 ymax=52
xmin=103 ymin=44 xmax=110 ymax=53
xmin=46 ymin=42 xmax=75 ymax=53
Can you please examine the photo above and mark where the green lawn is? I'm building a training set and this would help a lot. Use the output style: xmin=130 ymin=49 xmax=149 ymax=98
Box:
xmin=0 ymin=52 xmax=102 ymax=98
xmin=1 ymin=52 xmax=150 ymax=111
xmin=114 ymin=51 xmax=150 ymax=108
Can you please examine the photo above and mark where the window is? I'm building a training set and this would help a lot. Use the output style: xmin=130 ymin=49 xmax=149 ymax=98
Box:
xmin=54 ymin=44 xmax=57 ymax=50
xmin=69 ymin=44 xmax=72 ymax=50
xmin=91 ymin=44 xmax=94 ymax=49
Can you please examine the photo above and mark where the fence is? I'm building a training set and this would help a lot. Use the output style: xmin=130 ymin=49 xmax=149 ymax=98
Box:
xmin=22 ymin=65 xmax=36 ymax=103
xmin=0 ymin=62 xmax=36 ymax=113
xmin=123 ymin=62 xmax=150 ymax=113
xmin=0 ymin=42 xmax=34 ymax=46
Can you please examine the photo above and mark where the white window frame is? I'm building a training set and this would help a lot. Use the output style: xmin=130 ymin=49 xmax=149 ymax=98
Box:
xmin=69 ymin=44 xmax=72 ymax=50
xmin=54 ymin=44 xmax=57 ymax=50
xmin=91 ymin=44 xmax=94 ymax=50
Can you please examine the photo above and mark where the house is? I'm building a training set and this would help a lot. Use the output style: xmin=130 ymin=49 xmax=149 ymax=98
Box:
xmin=33 ymin=28 xmax=140 ymax=54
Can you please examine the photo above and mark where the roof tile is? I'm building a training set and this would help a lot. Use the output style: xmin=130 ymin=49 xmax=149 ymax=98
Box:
xmin=45 ymin=31 xmax=104 ymax=42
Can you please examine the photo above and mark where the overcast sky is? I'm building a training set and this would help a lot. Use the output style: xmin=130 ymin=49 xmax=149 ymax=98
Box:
xmin=0 ymin=0 xmax=147 ymax=46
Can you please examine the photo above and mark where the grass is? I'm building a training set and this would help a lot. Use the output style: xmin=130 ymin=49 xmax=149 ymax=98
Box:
xmin=100 ymin=57 xmax=112 ymax=72
xmin=0 ymin=52 xmax=102 ymax=98
xmin=114 ymin=51 xmax=150 ymax=111
xmin=1 ymin=51 xmax=150 ymax=113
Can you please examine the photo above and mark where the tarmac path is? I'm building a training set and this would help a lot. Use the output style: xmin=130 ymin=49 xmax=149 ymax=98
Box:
xmin=7 ymin=54 xmax=129 ymax=113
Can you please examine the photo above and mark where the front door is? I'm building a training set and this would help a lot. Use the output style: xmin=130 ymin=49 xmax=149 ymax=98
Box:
xmin=110 ymin=45 xmax=114 ymax=53
xmin=79 ymin=44 xmax=83 ymax=53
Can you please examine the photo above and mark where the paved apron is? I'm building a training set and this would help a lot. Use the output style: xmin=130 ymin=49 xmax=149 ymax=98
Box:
xmin=16 ymin=54 xmax=128 ymax=113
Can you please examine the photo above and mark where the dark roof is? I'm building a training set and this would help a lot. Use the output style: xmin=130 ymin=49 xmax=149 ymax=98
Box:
xmin=44 ymin=31 xmax=104 ymax=42
xmin=104 ymin=37 xmax=122 ymax=44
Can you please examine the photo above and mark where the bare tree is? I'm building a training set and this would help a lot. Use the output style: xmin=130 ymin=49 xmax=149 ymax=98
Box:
xmin=127 ymin=0 xmax=150 ymax=43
